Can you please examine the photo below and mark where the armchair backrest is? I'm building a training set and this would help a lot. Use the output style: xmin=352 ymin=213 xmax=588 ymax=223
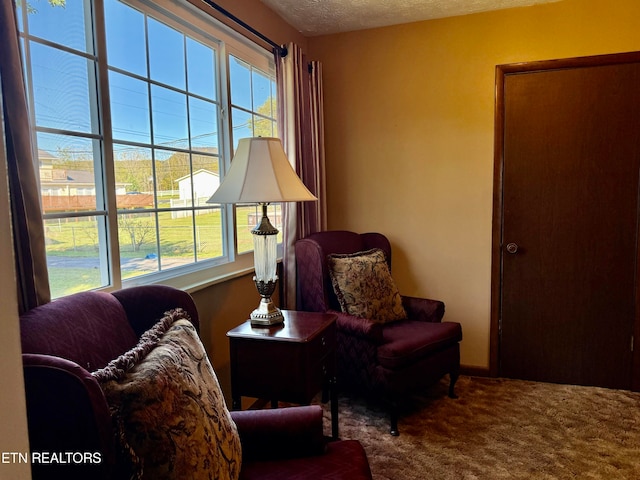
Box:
xmin=21 ymin=285 xmax=200 ymax=371
xmin=295 ymin=230 xmax=391 ymax=312
xmin=21 ymin=291 xmax=139 ymax=372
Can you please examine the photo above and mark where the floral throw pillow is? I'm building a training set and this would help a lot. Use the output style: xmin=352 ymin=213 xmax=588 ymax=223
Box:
xmin=327 ymin=248 xmax=407 ymax=323
xmin=93 ymin=309 xmax=242 ymax=480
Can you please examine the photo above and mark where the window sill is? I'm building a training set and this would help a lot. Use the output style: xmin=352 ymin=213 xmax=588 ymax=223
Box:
xmin=120 ymin=254 xmax=283 ymax=295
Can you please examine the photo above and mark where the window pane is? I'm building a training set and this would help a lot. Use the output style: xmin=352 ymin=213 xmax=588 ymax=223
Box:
xmin=113 ymin=145 xmax=154 ymax=208
xmin=271 ymin=203 xmax=283 ymax=240
xmin=191 ymin=152 xmax=219 ymax=202
xmin=30 ymin=43 xmax=95 ymax=133
xmin=151 ymin=85 xmax=188 ymax=149
xmin=45 ymin=216 xmax=109 ymax=298
xmin=236 ymin=203 xmax=282 ymax=254
xmin=154 ymin=149 xmax=185 ymax=204
xmin=109 ymin=71 xmax=151 ymax=143
xmin=194 ymin=209 xmax=223 ymax=260
xmin=148 ymin=17 xmax=185 ymax=89
xmin=229 ymin=56 xmax=251 ymax=110
xmin=236 ymin=204 xmax=258 ymax=254
xmin=253 ymin=114 xmax=276 ymax=137
xmin=252 ymin=69 xmax=271 ymax=113
xmin=189 ymin=97 xmax=218 ymax=152
xmin=16 ymin=3 xmax=24 ymax=32
xmin=231 ymin=107 xmax=252 ymax=148
xmin=271 ymin=79 xmax=277 ymax=113
xmin=158 ymin=211 xmax=195 ymax=268
xmin=25 ymin=0 xmax=92 ymax=53
xmin=187 ymin=38 xmax=216 ymax=100
xmin=118 ymin=211 xmax=159 ymax=278
xmin=105 ymin=0 xmax=147 ymax=77
xmin=37 ymin=133 xmax=99 ymax=212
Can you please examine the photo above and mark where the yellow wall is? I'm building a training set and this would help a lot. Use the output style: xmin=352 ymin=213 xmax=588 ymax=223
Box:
xmin=307 ymin=0 xmax=640 ymax=369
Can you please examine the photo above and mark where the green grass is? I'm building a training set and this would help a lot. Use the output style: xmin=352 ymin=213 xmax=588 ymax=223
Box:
xmin=48 ymin=267 xmax=102 ymax=299
xmin=45 ymin=207 xmax=279 ymax=298
xmin=46 ymin=211 xmax=227 ymax=256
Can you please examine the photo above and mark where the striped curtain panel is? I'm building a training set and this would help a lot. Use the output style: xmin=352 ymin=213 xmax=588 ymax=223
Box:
xmin=276 ymin=43 xmax=327 ymax=310
xmin=1 ymin=0 xmax=51 ymax=313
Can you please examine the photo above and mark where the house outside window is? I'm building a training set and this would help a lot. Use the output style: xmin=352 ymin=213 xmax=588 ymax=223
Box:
xmin=17 ymin=0 xmax=278 ymax=298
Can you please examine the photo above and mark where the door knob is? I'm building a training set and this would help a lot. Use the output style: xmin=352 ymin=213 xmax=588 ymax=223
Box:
xmin=506 ymin=242 xmax=519 ymax=254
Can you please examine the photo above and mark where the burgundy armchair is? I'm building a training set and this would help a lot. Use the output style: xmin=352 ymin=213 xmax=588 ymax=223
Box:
xmin=295 ymin=231 xmax=462 ymax=435
xmin=20 ymin=285 xmax=372 ymax=480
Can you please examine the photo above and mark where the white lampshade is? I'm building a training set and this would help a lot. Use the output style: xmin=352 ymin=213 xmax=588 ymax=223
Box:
xmin=206 ymin=137 xmax=317 ymax=205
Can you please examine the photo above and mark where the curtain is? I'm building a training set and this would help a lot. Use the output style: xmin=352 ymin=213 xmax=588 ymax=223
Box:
xmin=276 ymin=43 xmax=326 ymax=310
xmin=1 ymin=0 xmax=51 ymax=313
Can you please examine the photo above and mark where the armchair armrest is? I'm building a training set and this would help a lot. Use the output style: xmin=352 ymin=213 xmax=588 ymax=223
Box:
xmin=22 ymin=354 xmax=119 ymax=480
xmin=402 ymin=296 xmax=445 ymax=322
xmin=332 ymin=310 xmax=384 ymax=343
xmin=230 ymin=405 xmax=327 ymax=462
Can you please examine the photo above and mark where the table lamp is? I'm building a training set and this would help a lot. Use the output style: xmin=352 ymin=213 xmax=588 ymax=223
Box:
xmin=207 ymin=137 xmax=317 ymax=326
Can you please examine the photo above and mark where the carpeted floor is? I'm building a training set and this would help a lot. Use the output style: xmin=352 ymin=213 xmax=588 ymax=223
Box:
xmin=320 ymin=376 xmax=640 ymax=479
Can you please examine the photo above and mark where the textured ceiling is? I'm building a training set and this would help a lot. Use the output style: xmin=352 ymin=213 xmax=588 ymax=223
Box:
xmin=261 ymin=0 xmax=561 ymax=36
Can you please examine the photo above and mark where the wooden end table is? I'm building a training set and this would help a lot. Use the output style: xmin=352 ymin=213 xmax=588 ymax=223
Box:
xmin=227 ymin=310 xmax=339 ymax=439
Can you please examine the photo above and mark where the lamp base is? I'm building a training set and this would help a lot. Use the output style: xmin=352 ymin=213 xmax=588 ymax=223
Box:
xmin=250 ymin=299 xmax=284 ymax=326
xmin=250 ymin=277 xmax=284 ymax=326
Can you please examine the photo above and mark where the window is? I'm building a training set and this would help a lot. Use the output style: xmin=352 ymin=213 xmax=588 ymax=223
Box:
xmin=17 ymin=0 xmax=278 ymax=299
xmin=228 ymin=54 xmax=281 ymax=253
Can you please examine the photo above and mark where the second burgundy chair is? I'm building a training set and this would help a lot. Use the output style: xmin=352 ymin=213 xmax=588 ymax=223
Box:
xmin=295 ymin=230 xmax=462 ymax=435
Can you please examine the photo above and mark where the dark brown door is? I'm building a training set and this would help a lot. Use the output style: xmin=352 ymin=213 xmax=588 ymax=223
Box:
xmin=493 ymin=53 xmax=640 ymax=389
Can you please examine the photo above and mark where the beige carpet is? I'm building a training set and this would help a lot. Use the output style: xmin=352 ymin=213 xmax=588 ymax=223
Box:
xmin=321 ymin=376 xmax=640 ymax=479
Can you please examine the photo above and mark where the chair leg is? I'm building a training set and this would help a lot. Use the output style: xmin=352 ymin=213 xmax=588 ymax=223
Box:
xmin=448 ymin=371 xmax=459 ymax=399
xmin=321 ymin=385 xmax=329 ymax=403
xmin=389 ymin=401 xmax=399 ymax=436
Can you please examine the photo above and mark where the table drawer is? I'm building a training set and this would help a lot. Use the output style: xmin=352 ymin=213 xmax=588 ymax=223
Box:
xmin=306 ymin=322 xmax=336 ymax=361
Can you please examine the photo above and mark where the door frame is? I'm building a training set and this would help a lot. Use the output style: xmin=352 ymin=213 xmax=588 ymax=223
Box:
xmin=490 ymin=51 xmax=640 ymax=390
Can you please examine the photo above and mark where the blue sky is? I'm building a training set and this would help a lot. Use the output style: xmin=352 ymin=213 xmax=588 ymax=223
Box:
xmin=21 ymin=0 xmax=274 ymax=162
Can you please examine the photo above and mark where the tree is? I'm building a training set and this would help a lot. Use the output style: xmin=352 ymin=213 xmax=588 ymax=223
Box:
xmin=156 ymin=152 xmax=190 ymax=192
xmin=20 ymin=0 xmax=66 ymax=14
xmin=113 ymin=148 xmax=153 ymax=193
xmin=118 ymin=214 xmax=155 ymax=252
xmin=53 ymin=146 xmax=92 ymax=171
xmin=249 ymin=96 xmax=278 ymax=137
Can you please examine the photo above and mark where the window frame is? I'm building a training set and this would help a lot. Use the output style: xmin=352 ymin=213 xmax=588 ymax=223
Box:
xmin=18 ymin=0 xmax=279 ymax=297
